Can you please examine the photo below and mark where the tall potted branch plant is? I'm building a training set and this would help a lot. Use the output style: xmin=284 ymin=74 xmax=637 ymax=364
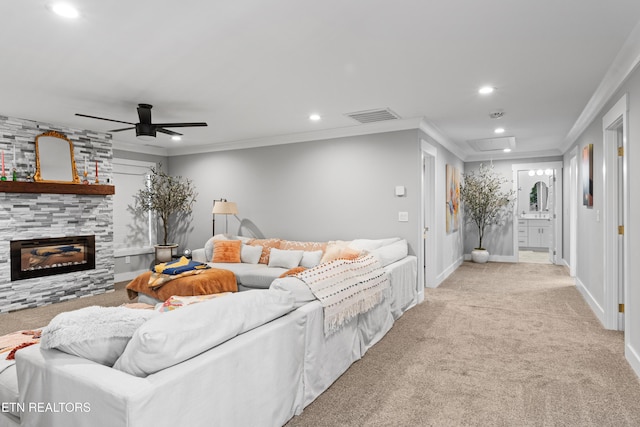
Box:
xmin=134 ymin=165 xmax=197 ymax=262
xmin=459 ymin=163 xmax=514 ymax=263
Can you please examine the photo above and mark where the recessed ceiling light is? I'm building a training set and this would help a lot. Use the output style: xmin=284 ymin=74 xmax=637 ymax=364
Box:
xmin=494 ymin=127 xmax=505 ymax=134
xmin=171 ymin=136 xmax=181 ymax=142
xmin=50 ymin=3 xmax=80 ymax=18
xmin=503 ymin=148 xmax=511 ymax=153
xmin=478 ymin=86 xmax=495 ymax=95
xmin=309 ymin=114 xmax=321 ymax=121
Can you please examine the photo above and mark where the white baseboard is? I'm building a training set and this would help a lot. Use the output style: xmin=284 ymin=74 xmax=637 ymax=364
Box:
xmin=575 ymin=276 xmax=606 ymax=327
xmin=114 ymin=269 xmax=147 ymax=283
xmin=432 ymin=256 xmax=464 ymax=288
xmin=626 ymin=342 xmax=640 ymax=379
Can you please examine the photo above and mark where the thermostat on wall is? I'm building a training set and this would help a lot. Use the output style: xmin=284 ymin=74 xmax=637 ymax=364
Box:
xmin=395 ymin=186 xmax=406 ymax=197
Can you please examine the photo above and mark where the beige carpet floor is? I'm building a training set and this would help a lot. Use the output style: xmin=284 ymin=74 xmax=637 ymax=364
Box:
xmin=287 ymin=261 xmax=640 ymax=426
xmin=0 ymin=282 xmax=133 ymax=335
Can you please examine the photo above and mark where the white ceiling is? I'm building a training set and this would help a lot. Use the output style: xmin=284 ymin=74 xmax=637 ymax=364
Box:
xmin=2 ymin=1 xmax=640 ymax=160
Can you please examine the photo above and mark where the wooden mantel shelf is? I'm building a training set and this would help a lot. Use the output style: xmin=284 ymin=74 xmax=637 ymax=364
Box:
xmin=0 ymin=181 xmax=115 ymax=195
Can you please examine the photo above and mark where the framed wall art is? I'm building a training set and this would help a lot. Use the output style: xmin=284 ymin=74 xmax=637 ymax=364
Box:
xmin=446 ymin=164 xmax=460 ymax=233
xmin=582 ymin=144 xmax=593 ymax=207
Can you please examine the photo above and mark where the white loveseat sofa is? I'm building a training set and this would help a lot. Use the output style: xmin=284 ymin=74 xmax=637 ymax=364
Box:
xmin=0 ymin=237 xmax=418 ymax=427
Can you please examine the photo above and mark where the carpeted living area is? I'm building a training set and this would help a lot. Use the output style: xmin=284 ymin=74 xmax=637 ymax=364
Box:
xmin=287 ymin=261 xmax=640 ymax=426
xmin=2 ymin=264 xmax=640 ymax=426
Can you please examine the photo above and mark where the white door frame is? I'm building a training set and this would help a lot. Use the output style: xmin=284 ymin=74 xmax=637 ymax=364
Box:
xmin=602 ymin=94 xmax=629 ymax=331
xmin=512 ymin=161 xmax=563 ymax=264
xmin=420 ymin=139 xmax=437 ymax=297
xmin=568 ymin=148 xmax=578 ymax=277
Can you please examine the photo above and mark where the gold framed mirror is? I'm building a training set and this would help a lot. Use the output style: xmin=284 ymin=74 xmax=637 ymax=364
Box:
xmin=34 ymin=131 xmax=81 ymax=184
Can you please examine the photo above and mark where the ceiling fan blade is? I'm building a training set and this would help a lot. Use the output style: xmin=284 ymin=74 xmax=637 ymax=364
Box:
xmin=108 ymin=127 xmax=136 ymax=132
xmin=137 ymin=104 xmax=153 ymax=124
xmin=157 ymin=128 xmax=183 ymax=136
xmin=153 ymin=122 xmax=208 ymax=128
xmin=75 ymin=113 xmax=135 ymax=126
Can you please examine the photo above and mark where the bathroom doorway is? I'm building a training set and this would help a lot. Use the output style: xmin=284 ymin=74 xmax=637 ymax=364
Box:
xmin=512 ymin=162 xmax=563 ymax=264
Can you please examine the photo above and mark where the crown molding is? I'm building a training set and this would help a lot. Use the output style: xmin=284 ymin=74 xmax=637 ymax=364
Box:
xmin=112 ymin=138 xmax=169 ymax=156
xmin=418 ymin=117 xmax=468 ymax=161
xmin=163 ymin=117 xmax=425 ymax=156
xmin=562 ymin=20 xmax=640 ymax=152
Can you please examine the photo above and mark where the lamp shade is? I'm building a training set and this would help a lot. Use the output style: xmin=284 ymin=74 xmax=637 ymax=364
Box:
xmin=212 ymin=201 xmax=238 ymax=215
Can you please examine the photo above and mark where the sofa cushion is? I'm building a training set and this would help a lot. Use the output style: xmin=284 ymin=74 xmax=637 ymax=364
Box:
xmin=370 ymin=239 xmax=408 ymax=267
xmin=270 ymin=276 xmax=315 ymax=308
xmin=300 ymin=250 xmax=323 ymax=268
xmin=248 ymin=238 xmax=282 ymax=264
xmin=212 ymin=240 xmax=242 ymax=263
xmin=0 ymin=362 xmax=19 ymax=418
xmin=268 ymin=248 xmax=304 ymax=269
xmin=235 ymin=267 xmax=289 ymax=289
xmin=40 ymin=306 xmax=158 ymax=367
xmin=349 ymin=237 xmax=402 ymax=251
xmin=113 ymin=290 xmax=296 ymax=377
xmin=241 ymin=243 xmax=263 ymax=264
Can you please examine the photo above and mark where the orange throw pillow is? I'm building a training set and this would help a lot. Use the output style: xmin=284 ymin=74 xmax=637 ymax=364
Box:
xmin=279 ymin=266 xmax=307 ymax=278
xmin=212 ymin=240 xmax=242 ymax=263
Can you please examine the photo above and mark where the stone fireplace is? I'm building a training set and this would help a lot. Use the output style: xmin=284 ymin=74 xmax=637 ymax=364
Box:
xmin=0 ymin=115 xmax=114 ymax=313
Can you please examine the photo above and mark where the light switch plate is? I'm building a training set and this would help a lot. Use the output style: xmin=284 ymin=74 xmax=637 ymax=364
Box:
xmin=395 ymin=186 xmax=406 ymax=196
xmin=398 ymin=211 xmax=409 ymax=222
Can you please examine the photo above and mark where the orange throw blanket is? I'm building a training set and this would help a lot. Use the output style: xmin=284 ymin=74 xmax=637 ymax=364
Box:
xmin=126 ymin=268 xmax=237 ymax=302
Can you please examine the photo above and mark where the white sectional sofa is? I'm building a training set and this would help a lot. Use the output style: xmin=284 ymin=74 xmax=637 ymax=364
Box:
xmin=0 ymin=237 xmax=418 ymax=427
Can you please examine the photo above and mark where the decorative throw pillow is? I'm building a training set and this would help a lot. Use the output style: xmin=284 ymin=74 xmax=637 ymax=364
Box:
xmin=300 ymin=250 xmax=323 ymax=268
xmin=320 ymin=240 xmax=352 ymax=263
xmin=268 ymin=248 xmax=304 ymax=269
xmin=212 ymin=240 xmax=242 ymax=263
xmin=337 ymin=246 xmax=362 ymax=260
xmin=40 ymin=306 xmax=157 ymax=367
xmin=247 ymin=238 xmax=281 ymax=264
xmin=278 ymin=266 xmax=307 ymax=278
xmin=155 ymin=293 xmax=231 ymax=312
xmin=240 ymin=244 xmax=263 ymax=264
xmin=280 ymin=240 xmax=327 ymax=253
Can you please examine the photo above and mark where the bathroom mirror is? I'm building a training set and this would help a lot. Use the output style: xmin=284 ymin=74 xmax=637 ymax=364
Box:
xmin=34 ymin=131 xmax=80 ymax=184
xmin=529 ymin=181 xmax=548 ymax=212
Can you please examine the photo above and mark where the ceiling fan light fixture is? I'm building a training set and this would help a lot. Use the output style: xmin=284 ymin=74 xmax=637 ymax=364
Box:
xmin=494 ymin=127 xmax=505 ymax=134
xmin=171 ymin=136 xmax=182 ymax=141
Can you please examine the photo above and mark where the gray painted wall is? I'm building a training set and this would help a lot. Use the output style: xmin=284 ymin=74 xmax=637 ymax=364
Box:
xmin=563 ymin=62 xmax=640 ymax=376
xmin=168 ymin=130 xmax=423 ymax=257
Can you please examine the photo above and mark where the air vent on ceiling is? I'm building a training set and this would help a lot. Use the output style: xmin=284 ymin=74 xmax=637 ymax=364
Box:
xmin=345 ymin=108 xmax=401 ymax=124
xmin=467 ymin=136 xmax=516 ymax=152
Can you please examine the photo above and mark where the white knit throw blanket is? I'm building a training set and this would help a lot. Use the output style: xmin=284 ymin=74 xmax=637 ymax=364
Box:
xmin=296 ymin=254 xmax=389 ymax=335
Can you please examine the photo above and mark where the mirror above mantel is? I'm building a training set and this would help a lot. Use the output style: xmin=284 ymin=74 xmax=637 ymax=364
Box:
xmin=34 ymin=131 xmax=81 ymax=184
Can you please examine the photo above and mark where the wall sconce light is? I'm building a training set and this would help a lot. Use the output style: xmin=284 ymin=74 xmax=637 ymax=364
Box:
xmin=212 ymin=199 xmax=239 ymax=235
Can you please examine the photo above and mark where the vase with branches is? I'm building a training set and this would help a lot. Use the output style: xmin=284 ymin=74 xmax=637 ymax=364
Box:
xmin=133 ymin=164 xmax=197 ymax=250
xmin=459 ymin=163 xmax=514 ymax=259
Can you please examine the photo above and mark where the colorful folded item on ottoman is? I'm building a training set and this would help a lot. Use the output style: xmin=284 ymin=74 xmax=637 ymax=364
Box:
xmin=126 ymin=268 xmax=238 ymax=302
xmin=152 ymin=256 xmax=209 ymax=275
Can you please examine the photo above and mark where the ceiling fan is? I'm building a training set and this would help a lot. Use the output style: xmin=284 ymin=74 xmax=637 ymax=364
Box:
xmin=75 ymin=104 xmax=208 ymax=138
